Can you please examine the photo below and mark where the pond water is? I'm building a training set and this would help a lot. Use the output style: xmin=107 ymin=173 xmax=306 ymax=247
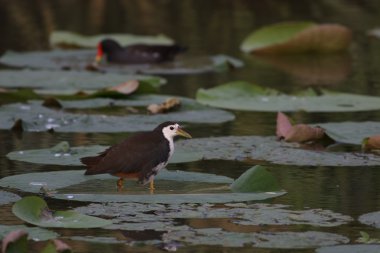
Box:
xmin=1 ymin=1 xmax=380 ymax=252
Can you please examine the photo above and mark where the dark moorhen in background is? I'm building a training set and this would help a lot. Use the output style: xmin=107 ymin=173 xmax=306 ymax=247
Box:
xmin=95 ymin=39 xmax=186 ymax=64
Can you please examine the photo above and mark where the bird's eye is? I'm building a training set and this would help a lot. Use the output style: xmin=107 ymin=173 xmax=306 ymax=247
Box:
xmin=170 ymin=126 xmax=174 ymax=130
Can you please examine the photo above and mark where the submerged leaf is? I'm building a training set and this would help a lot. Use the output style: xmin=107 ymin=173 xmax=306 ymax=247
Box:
xmin=196 ymin=81 xmax=380 ymax=112
xmin=230 ymin=166 xmax=281 ymax=192
xmin=241 ymin=22 xmax=351 ymax=54
xmin=12 ymin=196 xmax=111 ymax=228
xmin=316 ymin=245 xmax=380 ymax=253
xmin=163 ymin=229 xmax=348 ymax=248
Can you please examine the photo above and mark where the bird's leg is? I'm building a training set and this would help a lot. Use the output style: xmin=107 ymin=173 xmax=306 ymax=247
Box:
xmin=117 ymin=178 xmax=124 ymax=192
xmin=149 ymin=179 xmax=155 ymax=194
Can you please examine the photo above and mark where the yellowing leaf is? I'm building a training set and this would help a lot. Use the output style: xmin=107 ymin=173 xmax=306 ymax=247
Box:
xmin=241 ymin=22 xmax=352 ymax=54
xmin=362 ymin=135 xmax=380 ymax=151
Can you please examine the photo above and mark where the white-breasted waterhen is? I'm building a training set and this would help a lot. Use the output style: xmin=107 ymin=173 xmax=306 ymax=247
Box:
xmin=81 ymin=121 xmax=191 ymax=192
xmin=95 ymin=39 xmax=186 ymax=64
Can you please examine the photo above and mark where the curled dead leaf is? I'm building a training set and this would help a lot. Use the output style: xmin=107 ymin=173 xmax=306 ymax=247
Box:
xmin=276 ymin=112 xmax=293 ymax=138
xmin=147 ymin=97 xmax=181 ymax=114
xmin=362 ymin=135 xmax=380 ymax=151
xmin=53 ymin=239 xmax=72 ymax=253
xmin=1 ymin=230 xmax=28 ymax=253
xmin=107 ymin=80 xmax=139 ymax=95
xmin=11 ymin=119 xmax=24 ymax=132
xmin=276 ymin=112 xmax=325 ymax=143
xmin=42 ymin=97 xmax=63 ymax=109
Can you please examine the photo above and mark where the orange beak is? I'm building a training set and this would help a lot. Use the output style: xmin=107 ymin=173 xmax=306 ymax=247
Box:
xmin=95 ymin=43 xmax=103 ymax=63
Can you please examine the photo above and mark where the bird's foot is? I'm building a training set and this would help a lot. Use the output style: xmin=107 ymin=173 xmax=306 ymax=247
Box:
xmin=149 ymin=180 xmax=155 ymax=194
xmin=117 ymin=178 xmax=124 ymax=192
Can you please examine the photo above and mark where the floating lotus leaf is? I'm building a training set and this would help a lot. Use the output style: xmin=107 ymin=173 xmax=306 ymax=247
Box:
xmin=230 ymin=165 xmax=281 ymax=192
xmin=358 ymin=211 xmax=380 ymax=229
xmin=196 ymin=81 xmax=380 ymax=112
xmin=241 ymin=22 xmax=351 ymax=54
xmin=0 ymin=170 xmax=233 ymax=193
xmin=316 ymin=245 xmax=380 ymax=253
xmin=12 ymin=196 xmax=111 ymax=228
xmin=163 ymin=229 xmax=348 ymax=248
xmin=7 ymin=135 xmax=380 ymax=167
xmin=0 ymin=191 xmax=21 ymax=205
xmin=0 ymin=96 xmax=234 ymax=132
xmin=0 ymin=169 xmax=284 ymax=204
xmin=0 ymin=70 xmax=164 ymax=94
xmin=317 ymin=122 xmax=380 ymax=145
xmin=50 ymin=31 xmax=174 ymax=48
xmin=75 ymin=202 xmax=351 ymax=231
xmin=175 ymin=136 xmax=380 ymax=166
xmin=0 ymin=225 xmax=58 ymax=241
xmin=0 ymin=50 xmax=243 ymax=74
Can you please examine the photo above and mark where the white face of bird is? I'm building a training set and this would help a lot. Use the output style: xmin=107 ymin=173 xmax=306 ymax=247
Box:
xmin=162 ymin=123 xmax=192 ymax=140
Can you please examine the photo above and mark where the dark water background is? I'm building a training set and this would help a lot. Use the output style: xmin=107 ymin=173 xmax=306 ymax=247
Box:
xmin=1 ymin=1 xmax=380 ymax=252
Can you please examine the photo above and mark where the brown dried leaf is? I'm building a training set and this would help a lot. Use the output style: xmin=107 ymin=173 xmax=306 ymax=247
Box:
xmin=362 ymin=135 xmax=380 ymax=151
xmin=276 ymin=112 xmax=325 ymax=143
xmin=284 ymin=124 xmax=325 ymax=143
xmin=276 ymin=112 xmax=293 ymax=138
xmin=107 ymin=80 xmax=139 ymax=95
xmin=1 ymin=230 xmax=28 ymax=253
xmin=147 ymin=97 xmax=181 ymax=114
xmin=53 ymin=239 xmax=72 ymax=253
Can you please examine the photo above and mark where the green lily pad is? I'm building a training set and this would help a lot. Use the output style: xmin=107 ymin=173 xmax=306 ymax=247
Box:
xmin=316 ymin=245 xmax=380 ymax=253
xmin=358 ymin=211 xmax=380 ymax=229
xmin=317 ymin=122 xmax=380 ymax=145
xmin=0 ymin=225 xmax=58 ymax=241
xmin=0 ymin=170 xmax=284 ymax=204
xmin=0 ymin=70 xmax=165 ymax=94
xmin=163 ymin=229 xmax=348 ymax=248
xmin=0 ymin=96 xmax=234 ymax=132
xmin=6 ymin=141 xmax=201 ymax=166
xmin=0 ymin=191 xmax=21 ymax=205
xmin=12 ymin=196 xmax=111 ymax=228
xmin=50 ymin=31 xmax=174 ymax=48
xmin=196 ymin=81 xmax=380 ymax=112
xmin=0 ymin=170 xmax=233 ymax=193
xmin=230 ymin=165 xmax=281 ymax=192
xmin=241 ymin=22 xmax=351 ymax=54
xmin=0 ymin=50 xmax=243 ymax=74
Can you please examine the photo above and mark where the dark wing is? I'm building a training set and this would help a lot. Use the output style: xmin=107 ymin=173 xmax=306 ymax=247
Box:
xmin=82 ymin=132 xmax=170 ymax=177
